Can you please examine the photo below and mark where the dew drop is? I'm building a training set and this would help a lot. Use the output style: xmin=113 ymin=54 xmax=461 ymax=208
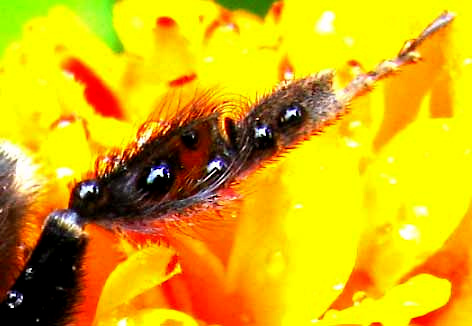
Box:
xmin=293 ymin=203 xmax=303 ymax=210
xmin=398 ymin=224 xmax=420 ymax=241
xmin=117 ymin=318 xmax=128 ymax=326
xmin=412 ymin=205 xmax=429 ymax=218
xmin=352 ymin=291 xmax=367 ymax=306
xmin=56 ymin=167 xmax=74 ymax=179
xmin=388 ymin=177 xmax=398 ymax=185
xmin=266 ymin=251 xmax=286 ymax=280
xmin=315 ymin=11 xmax=335 ymax=35
xmin=332 ymin=282 xmax=345 ymax=291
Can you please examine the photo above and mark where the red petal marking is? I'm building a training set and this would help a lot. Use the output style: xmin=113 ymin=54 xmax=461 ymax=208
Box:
xmin=62 ymin=58 xmax=124 ymax=120
xmin=347 ymin=59 xmax=362 ymax=68
xmin=169 ymin=73 xmax=197 ymax=87
xmin=204 ymin=10 xmax=240 ymax=42
xmin=269 ymin=1 xmax=284 ymax=24
xmin=156 ymin=16 xmax=177 ymax=28
xmin=278 ymin=55 xmax=294 ymax=81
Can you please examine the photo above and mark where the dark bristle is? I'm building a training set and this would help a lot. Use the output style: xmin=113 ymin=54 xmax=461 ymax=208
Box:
xmin=223 ymin=117 xmax=239 ymax=149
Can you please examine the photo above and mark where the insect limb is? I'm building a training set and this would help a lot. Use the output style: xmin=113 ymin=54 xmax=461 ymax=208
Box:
xmin=68 ymin=12 xmax=455 ymax=241
xmin=400 ymin=11 xmax=455 ymax=56
xmin=338 ymin=11 xmax=455 ymax=105
xmin=0 ymin=209 xmax=88 ymax=326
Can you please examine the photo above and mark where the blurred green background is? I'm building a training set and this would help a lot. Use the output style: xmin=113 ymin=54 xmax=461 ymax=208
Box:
xmin=0 ymin=0 xmax=274 ymax=54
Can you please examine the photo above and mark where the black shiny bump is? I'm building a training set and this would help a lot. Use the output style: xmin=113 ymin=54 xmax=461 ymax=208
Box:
xmin=4 ymin=290 xmax=23 ymax=309
xmin=206 ymin=156 xmax=227 ymax=175
xmin=69 ymin=181 xmax=102 ymax=216
xmin=24 ymin=267 xmax=34 ymax=281
xmin=278 ymin=104 xmax=304 ymax=128
xmin=254 ymin=122 xmax=275 ymax=149
xmin=181 ymin=128 xmax=199 ymax=150
xmin=140 ymin=161 xmax=174 ymax=195
xmin=75 ymin=180 xmax=101 ymax=202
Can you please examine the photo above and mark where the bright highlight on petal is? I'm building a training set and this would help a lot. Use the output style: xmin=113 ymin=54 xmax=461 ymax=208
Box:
xmin=316 ymin=274 xmax=451 ymax=326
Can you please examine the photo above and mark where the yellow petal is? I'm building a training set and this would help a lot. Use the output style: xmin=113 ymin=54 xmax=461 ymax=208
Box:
xmin=318 ymin=274 xmax=451 ymax=326
xmin=95 ymin=245 xmax=181 ymax=322
xmin=360 ymin=119 xmax=472 ymax=289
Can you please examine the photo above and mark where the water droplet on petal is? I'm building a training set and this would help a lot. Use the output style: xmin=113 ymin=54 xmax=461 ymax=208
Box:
xmin=412 ymin=205 xmax=429 ymax=218
xmin=398 ymin=224 xmax=420 ymax=241
xmin=315 ymin=11 xmax=335 ymax=34
xmin=332 ymin=282 xmax=345 ymax=291
xmin=293 ymin=203 xmax=303 ymax=210
xmin=117 ymin=318 xmax=128 ymax=326
xmin=266 ymin=251 xmax=286 ymax=280
xmin=352 ymin=290 xmax=367 ymax=306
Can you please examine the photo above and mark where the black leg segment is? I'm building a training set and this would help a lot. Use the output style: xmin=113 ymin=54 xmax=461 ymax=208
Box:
xmin=0 ymin=209 xmax=88 ymax=326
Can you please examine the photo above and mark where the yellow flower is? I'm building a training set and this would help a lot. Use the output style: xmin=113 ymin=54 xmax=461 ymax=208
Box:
xmin=1 ymin=0 xmax=472 ymax=326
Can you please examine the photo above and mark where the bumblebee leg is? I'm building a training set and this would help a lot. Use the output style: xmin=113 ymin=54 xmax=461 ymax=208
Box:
xmin=0 ymin=209 xmax=88 ymax=326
